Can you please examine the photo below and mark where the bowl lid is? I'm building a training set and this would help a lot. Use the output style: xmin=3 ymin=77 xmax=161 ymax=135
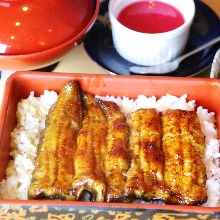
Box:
xmin=0 ymin=0 xmax=95 ymax=55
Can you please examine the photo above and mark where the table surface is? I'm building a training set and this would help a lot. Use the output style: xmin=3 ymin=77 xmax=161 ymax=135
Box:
xmin=0 ymin=0 xmax=219 ymax=108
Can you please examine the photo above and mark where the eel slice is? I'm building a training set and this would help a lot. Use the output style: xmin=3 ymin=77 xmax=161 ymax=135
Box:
xmin=28 ymin=81 xmax=83 ymax=200
xmin=124 ymin=109 xmax=168 ymax=201
xmin=162 ymin=110 xmax=207 ymax=205
xmin=71 ymin=93 xmax=108 ymax=202
xmin=100 ymin=100 xmax=130 ymax=202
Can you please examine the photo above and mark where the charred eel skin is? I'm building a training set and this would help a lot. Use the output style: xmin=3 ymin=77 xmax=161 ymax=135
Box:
xmin=124 ymin=109 xmax=168 ymax=201
xmin=71 ymin=93 xmax=108 ymax=202
xmin=28 ymin=81 xmax=83 ymax=200
xmin=100 ymin=100 xmax=130 ymax=202
xmin=162 ymin=110 xmax=207 ymax=205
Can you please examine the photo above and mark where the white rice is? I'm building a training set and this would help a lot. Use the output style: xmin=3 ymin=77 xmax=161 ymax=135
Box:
xmin=0 ymin=92 xmax=219 ymax=207
xmin=0 ymin=90 xmax=58 ymax=199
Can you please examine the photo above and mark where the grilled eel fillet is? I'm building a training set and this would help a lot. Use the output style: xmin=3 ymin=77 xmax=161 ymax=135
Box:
xmin=124 ymin=109 xmax=168 ymax=201
xmin=71 ymin=93 xmax=108 ymax=202
xmin=99 ymin=100 xmax=130 ymax=202
xmin=28 ymin=81 xmax=83 ymax=200
xmin=162 ymin=110 xmax=207 ymax=205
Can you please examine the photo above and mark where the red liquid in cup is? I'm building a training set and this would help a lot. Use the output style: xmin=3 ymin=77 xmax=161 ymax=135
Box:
xmin=118 ymin=1 xmax=185 ymax=33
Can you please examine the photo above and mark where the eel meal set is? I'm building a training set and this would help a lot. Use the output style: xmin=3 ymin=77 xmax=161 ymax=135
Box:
xmin=28 ymin=80 xmax=207 ymax=206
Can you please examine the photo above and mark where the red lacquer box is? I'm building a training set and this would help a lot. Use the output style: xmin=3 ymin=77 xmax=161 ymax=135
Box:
xmin=0 ymin=71 xmax=220 ymax=219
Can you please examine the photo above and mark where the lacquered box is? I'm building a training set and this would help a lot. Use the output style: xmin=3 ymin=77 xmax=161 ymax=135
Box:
xmin=0 ymin=71 xmax=220 ymax=219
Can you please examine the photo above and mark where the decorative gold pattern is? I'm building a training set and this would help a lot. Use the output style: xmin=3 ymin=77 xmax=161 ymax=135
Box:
xmin=0 ymin=204 xmax=219 ymax=219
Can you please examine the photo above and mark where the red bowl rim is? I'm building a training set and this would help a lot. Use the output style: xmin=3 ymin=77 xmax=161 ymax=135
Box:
xmin=0 ymin=0 xmax=100 ymax=58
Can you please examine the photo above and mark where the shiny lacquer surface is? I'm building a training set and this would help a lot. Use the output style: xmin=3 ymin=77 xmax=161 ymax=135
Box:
xmin=0 ymin=0 xmax=94 ymax=54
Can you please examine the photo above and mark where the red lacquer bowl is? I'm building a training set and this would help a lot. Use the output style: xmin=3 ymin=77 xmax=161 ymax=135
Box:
xmin=0 ymin=0 xmax=99 ymax=70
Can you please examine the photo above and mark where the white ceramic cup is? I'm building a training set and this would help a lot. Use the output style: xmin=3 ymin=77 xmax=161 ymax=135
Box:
xmin=109 ymin=0 xmax=195 ymax=66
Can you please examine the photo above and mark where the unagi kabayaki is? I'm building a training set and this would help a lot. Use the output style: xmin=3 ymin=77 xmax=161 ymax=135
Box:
xmin=162 ymin=110 xmax=207 ymax=205
xmin=28 ymin=81 xmax=83 ymax=200
xmin=100 ymin=100 xmax=130 ymax=202
xmin=71 ymin=93 xmax=108 ymax=202
xmin=124 ymin=108 xmax=169 ymax=201
xmin=28 ymin=82 xmax=208 ymax=205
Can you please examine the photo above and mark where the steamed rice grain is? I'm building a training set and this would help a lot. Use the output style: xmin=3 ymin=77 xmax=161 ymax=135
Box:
xmin=0 ymin=90 xmax=58 ymax=199
xmin=0 ymin=92 xmax=219 ymax=207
